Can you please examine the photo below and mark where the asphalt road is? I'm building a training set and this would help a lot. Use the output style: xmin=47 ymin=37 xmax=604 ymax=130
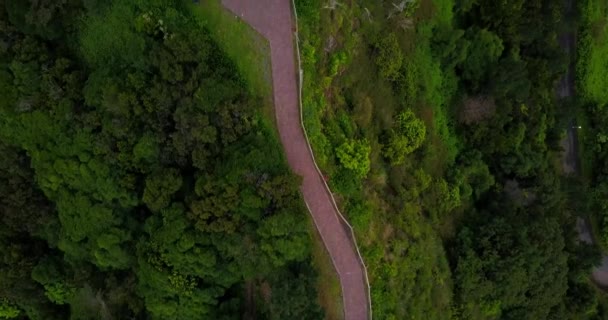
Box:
xmin=220 ymin=0 xmax=370 ymax=318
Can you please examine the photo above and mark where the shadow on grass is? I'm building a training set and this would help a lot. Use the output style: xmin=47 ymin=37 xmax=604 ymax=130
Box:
xmin=190 ymin=0 xmax=274 ymax=120
xmin=190 ymin=1 xmax=345 ymax=317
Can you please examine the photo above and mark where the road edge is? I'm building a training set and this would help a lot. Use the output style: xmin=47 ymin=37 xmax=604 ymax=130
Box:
xmin=289 ymin=1 xmax=373 ymax=319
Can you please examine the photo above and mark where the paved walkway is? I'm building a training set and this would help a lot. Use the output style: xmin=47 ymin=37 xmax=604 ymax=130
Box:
xmin=220 ymin=1 xmax=370 ymax=319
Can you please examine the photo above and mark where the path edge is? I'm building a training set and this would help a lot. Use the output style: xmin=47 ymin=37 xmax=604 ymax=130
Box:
xmin=289 ymin=1 xmax=373 ymax=319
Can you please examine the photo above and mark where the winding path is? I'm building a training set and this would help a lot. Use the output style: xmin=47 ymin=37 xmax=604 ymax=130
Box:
xmin=219 ymin=1 xmax=370 ymax=319
xmin=557 ymin=0 xmax=608 ymax=286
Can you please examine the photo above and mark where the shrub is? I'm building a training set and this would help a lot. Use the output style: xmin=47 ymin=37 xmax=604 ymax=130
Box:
xmin=383 ymin=110 xmax=426 ymax=165
xmin=331 ymin=167 xmax=362 ymax=195
xmin=458 ymin=28 xmax=504 ymax=88
xmin=329 ymin=51 xmax=348 ymax=77
xmin=348 ymin=199 xmax=373 ymax=233
xmin=375 ymin=33 xmax=403 ymax=81
xmin=335 ymin=139 xmax=371 ymax=178
xmin=0 ymin=299 xmax=20 ymax=319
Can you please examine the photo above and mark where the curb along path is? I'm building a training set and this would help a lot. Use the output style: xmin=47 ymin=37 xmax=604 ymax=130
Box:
xmin=220 ymin=1 xmax=371 ymax=319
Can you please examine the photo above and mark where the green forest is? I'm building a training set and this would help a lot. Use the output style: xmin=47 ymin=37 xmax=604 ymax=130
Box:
xmin=295 ymin=0 xmax=608 ymax=318
xmin=0 ymin=0 xmax=324 ymax=319
xmin=3 ymin=0 xmax=608 ymax=319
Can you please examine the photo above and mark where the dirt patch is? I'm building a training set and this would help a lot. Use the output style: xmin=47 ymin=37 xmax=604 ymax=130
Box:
xmin=460 ymin=95 xmax=496 ymax=124
xmin=259 ymin=281 xmax=272 ymax=303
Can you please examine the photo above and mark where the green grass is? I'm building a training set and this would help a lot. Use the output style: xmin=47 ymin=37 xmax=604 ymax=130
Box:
xmin=191 ymin=0 xmax=272 ymax=99
xmin=583 ymin=0 xmax=607 ymax=22
xmin=580 ymin=39 xmax=608 ymax=105
xmin=577 ymin=0 xmax=608 ymax=106
xmin=309 ymin=224 xmax=344 ymax=320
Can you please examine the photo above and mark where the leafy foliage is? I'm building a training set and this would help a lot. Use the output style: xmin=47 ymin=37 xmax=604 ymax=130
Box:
xmin=454 ymin=202 xmax=568 ymax=319
xmin=259 ymin=262 xmax=325 ymax=320
xmin=336 ymin=139 xmax=371 ymax=178
xmin=457 ymin=28 xmax=504 ymax=88
xmin=0 ymin=299 xmax=20 ymax=319
xmin=0 ymin=0 xmax=322 ymax=318
xmin=375 ymin=33 xmax=403 ymax=81
xmin=383 ymin=110 xmax=426 ymax=165
xmin=296 ymin=0 xmax=593 ymax=318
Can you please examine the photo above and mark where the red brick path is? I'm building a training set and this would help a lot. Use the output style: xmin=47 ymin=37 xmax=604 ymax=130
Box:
xmin=220 ymin=1 xmax=370 ymax=319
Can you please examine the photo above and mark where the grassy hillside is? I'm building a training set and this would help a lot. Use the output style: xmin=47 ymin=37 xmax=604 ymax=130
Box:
xmin=577 ymin=0 xmax=608 ymax=106
xmin=295 ymin=0 xmax=458 ymax=318
xmin=296 ymin=0 xmax=601 ymax=318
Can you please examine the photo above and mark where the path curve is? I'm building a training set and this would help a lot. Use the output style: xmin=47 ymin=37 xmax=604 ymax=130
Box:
xmin=219 ymin=1 xmax=371 ymax=319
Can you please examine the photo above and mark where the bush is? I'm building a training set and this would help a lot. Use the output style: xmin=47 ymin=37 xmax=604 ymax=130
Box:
xmin=348 ymin=199 xmax=373 ymax=233
xmin=375 ymin=33 xmax=403 ymax=81
xmin=383 ymin=110 xmax=426 ymax=165
xmin=424 ymin=178 xmax=461 ymax=220
xmin=335 ymin=139 xmax=371 ymax=178
xmin=329 ymin=51 xmax=348 ymax=77
xmin=295 ymin=0 xmax=321 ymax=24
xmin=0 ymin=299 xmax=20 ymax=319
xmin=458 ymin=28 xmax=504 ymax=88
xmin=331 ymin=167 xmax=361 ymax=195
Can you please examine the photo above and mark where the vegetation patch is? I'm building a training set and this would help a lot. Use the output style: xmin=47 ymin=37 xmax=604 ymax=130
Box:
xmin=0 ymin=1 xmax=323 ymax=319
xmin=296 ymin=0 xmax=602 ymax=318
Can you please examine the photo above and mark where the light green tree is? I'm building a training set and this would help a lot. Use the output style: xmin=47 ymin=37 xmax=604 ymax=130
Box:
xmin=383 ymin=110 xmax=426 ymax=165
xmin=336 ymin=139 xmax=371 ymax=178
xmin=375 ymin=33 xmax=403 ymax=81
xmin=0 ymin=299 xmax=20 ymax=319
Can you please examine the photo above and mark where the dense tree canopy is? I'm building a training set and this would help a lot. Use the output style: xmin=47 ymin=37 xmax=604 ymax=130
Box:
xmin=2 ymin=0 xmax=604 ymax=318
xmin=383 ymin=110 xmax=426 ymax=165
xmin=0 ymin=0 xmax=322 ymax=318
xmin=454 ymin=200 xmax=569 ymax=319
